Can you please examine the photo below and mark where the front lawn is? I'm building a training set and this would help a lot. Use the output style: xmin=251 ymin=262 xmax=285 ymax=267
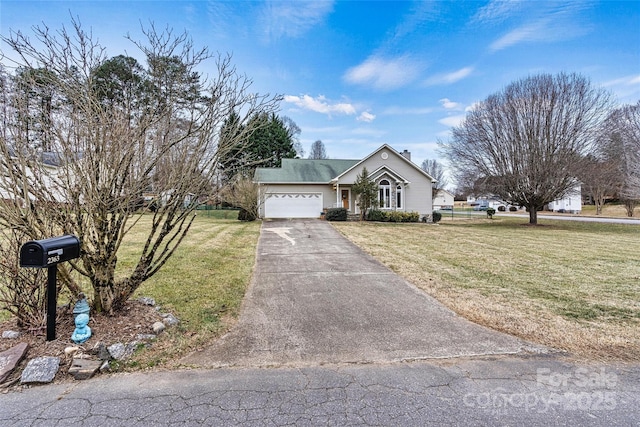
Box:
xmin=333 ymin=218 xmax=640 ymax=362
xmin=127 ymin=213 xmax=260 ymax=366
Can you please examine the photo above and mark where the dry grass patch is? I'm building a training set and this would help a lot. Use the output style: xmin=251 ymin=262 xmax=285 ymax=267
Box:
xmin=333 ymin=218 xmax=640 ymax=362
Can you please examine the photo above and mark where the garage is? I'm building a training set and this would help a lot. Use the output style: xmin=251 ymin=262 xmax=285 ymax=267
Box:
xmin=264 ymin=193 xmax=323 ymax=218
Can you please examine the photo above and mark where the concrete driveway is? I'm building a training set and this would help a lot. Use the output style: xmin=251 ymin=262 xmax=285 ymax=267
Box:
xmin=182 ymin=219 xmax=546 ymax=368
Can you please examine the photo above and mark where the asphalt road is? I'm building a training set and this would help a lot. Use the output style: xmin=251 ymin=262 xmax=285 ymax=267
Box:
xmin=1 ymin=358 xmax=638 ymax=426
xmin=1 ymin=219 xmax=638 ymax=426
xmin=450 ymin=210 xmax=640 ymax=225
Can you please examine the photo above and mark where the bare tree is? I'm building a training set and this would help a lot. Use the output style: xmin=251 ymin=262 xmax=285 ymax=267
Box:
xmin=0 ymin=20 xmax=280 ymax=314
xmin=308 ymin=140 xmax=327 ymax=159
xmin=603 ymin=102 xmax=640 ymax=216
xmin=441 ymin=73 xmax=613 ymax=224
xmin=219 ymin=175 xmax=262 ymax=221
xmin=421 ymin=159 xmax=447 ymax=198
xmin=578 ymin=154 xmax=620 ymax=215
xmin=282 ymin=116 xmax=303 ymax=158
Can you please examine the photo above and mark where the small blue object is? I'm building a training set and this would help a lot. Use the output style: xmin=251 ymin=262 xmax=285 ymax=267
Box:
xmin=73 ymin=294 xmax=90 ymax=318
xmin=71 ymin=313 xmax=92 ymax=344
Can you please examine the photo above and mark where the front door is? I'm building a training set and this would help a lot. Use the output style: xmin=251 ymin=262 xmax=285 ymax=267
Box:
xmin=341 ymin=189 xmax=349 ymax=209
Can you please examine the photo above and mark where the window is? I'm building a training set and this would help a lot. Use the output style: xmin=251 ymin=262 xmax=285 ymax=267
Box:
xmin=379 ymin=179 xmax=390 ymax=208
xmin=396 ymin=185 xmax=402 ymax=209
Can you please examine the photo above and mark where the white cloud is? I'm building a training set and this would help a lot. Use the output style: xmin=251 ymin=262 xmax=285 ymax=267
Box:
xmin=439 ymin=98 xmax=461 ymax=110
xmin=284 ymin=94 xmax=356 ymax=116
xmin=603 ymin=74 xmax=640 ymax=87
xmin=602 ymin=74 xmax=640 ymax=103
xmin=425 ymin=67 xmax=473 ymax=86
xmin=490 ymin=19 xmax=549 ymax=51
xmin=470 ymin=0 xmax=524 ymax=25
xmin=357 ymin=111 xmax=376 ymax=123
xmin=438 ymin=115 xmax=466 ymax=127
xmin=344 ymin=55 xmax=423 ymax=90
xmin=465 ymin=102 xmax=481 ymax=112
xmin=487 ymin=3 xmax=592 ymax=52
xmin=259 ymin=1 xmax=334 ymax=42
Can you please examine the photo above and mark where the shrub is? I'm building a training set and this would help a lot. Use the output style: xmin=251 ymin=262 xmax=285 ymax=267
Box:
xmin=486 ymin=207 xmax=496 ymax=219
xmin=237 ymin=208 xmax=256 ymax=221
xmin=366 ymin=209 xmax=388 ymax=222
xmin=432 ymin=211 xmax=442 ymax=223
xmin=325 ymin=207 xmax=347 ymax=221
xmin=509 ymin=206 xmax=518 ymax=212
xmin=498 ymin=205 xmax=506 ymax=212
xmin=402 ymin=211 xmax=420 ymax=222
xmin=387 ymin=211 xmax=404 ymax=223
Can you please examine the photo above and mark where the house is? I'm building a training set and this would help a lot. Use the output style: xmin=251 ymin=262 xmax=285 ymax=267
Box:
xmin=254 ymin=145 xmax=435 ymax=219
xmin=466 ymin=194 xmax=506 ymax=210
xmin=548 ymin=184 xmax=582 ymax=214
xmin=433 ymin=189 xmax=455 ymax=210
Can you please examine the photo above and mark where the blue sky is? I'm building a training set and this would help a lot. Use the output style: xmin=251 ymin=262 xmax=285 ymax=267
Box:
xmin=1 ymin=1 xmax=639 ymax=170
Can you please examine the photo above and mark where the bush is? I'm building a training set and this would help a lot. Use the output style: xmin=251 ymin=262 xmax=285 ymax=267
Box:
xmin=367 ymin=210 xmax=420 ymax=223
xmin=402 ymin=211 xmax=420 ymax=222
xmin=509 ymin=206 xmax=518 ymax=212
xmin=237 ymin=208 xmax=256 ymax=221
xmin=325 ymin=207 xmax=347 ymax=221
xmin=432 ymin=211 xmax=442 ymax=223
xmin=486 ymin=207 xmax=496 ymax=218
xmin=387 ymin=211 xmax=404 ymax=223
xmin=366 ymin=209 xmax=388 ymax=222
xmin=498 ymin=205 xmax=506 ymax=212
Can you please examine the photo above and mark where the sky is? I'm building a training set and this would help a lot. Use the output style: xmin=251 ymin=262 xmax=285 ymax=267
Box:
xmin=1 ymin=0 xmax=639 ymax=174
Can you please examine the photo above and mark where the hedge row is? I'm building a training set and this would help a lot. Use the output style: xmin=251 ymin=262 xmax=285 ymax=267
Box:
xmin=365 ymin=210 xmax=420 ymax=223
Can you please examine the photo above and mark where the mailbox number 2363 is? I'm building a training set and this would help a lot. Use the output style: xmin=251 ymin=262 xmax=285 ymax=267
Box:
xmin=47 ymin=255 xmax=60 ymax=264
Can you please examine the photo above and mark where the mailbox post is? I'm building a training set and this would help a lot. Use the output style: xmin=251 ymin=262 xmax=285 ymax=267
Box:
xmin=19 ymin=235 xmax=80 ymax=341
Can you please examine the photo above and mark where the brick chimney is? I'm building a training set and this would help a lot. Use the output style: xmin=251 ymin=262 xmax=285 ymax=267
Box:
xmin=401 ymin=149 xmax=411 ymax=161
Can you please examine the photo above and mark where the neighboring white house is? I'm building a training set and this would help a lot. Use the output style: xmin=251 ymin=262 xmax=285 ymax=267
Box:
xmin=548 ymin=184 xmax=582 ymax=214
xmin=466 ymin=194 xmax=507 ymax=210
xmin=433 ymin=189 xmax=455 ymax=210
xmin=254 ymin=144 xmax=435 ymax=219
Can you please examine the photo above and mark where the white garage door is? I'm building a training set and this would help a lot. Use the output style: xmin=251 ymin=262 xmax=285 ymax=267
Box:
xmin=264 ymin=193 xmax=323 ymax=218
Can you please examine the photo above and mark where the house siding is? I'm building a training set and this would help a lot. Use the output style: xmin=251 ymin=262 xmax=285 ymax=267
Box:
xmin=337 ymin=148 xmax=433 ymax=217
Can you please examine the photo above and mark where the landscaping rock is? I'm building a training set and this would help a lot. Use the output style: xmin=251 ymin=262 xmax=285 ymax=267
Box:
xmin=0 ymin=342 xmax=29 ymax=384
xmin=21 ymin=357 xmax=60 ymax=384
xmin=99 ymin=360 xmax=110 ymax=372
xmin=68 ymin=357 xmax=102 ymax=380
xmin=107 ymin=342 xmax=139 ymax=361
xmin=107 ymin=343 xmax=126 ymax=360
xmin=2 ymin=330 xmax=21 ymax=339
xmin=138 ymin=297 xmax=156 ymax=306
xmin=91 ymin=342 xmax=111 ymax=361
xmin=161 ymin=313 xmax=179 ymax=326
xmin=152 ymin=321 xmax=165 ymax=334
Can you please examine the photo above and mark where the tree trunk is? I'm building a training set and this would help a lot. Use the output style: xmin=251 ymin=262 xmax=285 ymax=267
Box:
xmin=624 ymin=199 xmax=637 ymax=217
xmin=90 ymin=257 xmax=120 ymax=314
xmin=528 ymin=205 xmax=538 ymax=225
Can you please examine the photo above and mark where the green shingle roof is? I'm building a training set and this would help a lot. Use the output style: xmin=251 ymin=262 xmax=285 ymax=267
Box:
xmin=254 ymin=158 xmax=360 ymax=183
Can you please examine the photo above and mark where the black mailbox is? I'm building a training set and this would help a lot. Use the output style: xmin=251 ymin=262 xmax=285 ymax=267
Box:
xmin=20 ymin=235 xmax=80 ymax=268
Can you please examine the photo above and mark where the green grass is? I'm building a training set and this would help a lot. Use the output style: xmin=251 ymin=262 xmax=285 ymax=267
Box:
xmin=334 ymin=217 xmax=640 ymax=361
xmin=1 ymin=212 xmax=260 ymax=365
xmin=122 ymin=213 xmax=260 ymax=365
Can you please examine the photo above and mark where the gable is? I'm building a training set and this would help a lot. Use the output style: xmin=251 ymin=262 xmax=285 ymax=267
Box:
xmin=335 ymin=145 xmax=435 ymax=185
